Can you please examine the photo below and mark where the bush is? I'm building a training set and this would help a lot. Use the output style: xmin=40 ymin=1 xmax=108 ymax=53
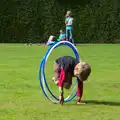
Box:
xmin=0 ymin=0 xmax=120 ymax=43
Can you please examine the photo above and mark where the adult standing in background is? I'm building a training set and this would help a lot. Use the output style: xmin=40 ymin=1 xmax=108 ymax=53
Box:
xmin=65 ymin=10 xmax=75 ymax=44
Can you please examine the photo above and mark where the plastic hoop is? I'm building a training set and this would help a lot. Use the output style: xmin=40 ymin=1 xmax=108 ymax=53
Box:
xmin=39 ymin=41 xmax=80 ymax=103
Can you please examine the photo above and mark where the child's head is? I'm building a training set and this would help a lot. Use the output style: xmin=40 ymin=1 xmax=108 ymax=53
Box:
xmin=60 ymin=30 xmax=63 ymax=34
xmin=66 ymin=10 xmax=72 ymax=17
xmin=74 ymin=62 xmax=91 ymax=81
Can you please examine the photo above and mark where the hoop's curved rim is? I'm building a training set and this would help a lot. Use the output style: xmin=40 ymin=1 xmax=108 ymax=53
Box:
xmin=39 ymin=41 xmax=80 ymax=103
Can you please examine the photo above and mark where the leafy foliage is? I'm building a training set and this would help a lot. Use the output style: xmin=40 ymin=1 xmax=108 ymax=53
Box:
xmin=0 ymin=0 xmax=120 ymax=43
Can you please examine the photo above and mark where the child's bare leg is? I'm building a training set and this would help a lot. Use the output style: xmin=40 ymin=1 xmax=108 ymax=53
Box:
xmin=53 ymin=63 xmax=60 ymax=84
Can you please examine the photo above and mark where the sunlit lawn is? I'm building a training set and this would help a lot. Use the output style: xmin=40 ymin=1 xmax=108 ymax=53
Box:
xmin=0 ymin=43 xmax=120 ymax=120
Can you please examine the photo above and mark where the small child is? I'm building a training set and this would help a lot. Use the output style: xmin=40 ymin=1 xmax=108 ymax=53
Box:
xmin=57 ymin=30 xmax=66 ymax=42
xmin=46 ymin=35 xmax=56 ymax=46
xmin=53 ymin=56 xmax=91 ymax=104
xmin=65 ymin=11 xmax=74 ymax=43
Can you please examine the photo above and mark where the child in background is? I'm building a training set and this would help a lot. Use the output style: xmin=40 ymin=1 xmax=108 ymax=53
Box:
xmin=57 ymin=30 xmax=66 ymax=42
xmin=65 ymin=11 xmax=74 ymax=43
xmin=53 ymin=56 xmax=91 ymax=105
xmin=46 ymin=30 xmax=66 ymax=46
xmin=46 ymin=35 xmax=56 ymax=46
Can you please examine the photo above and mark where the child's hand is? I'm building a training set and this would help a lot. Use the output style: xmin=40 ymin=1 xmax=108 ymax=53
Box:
xmin=59 ymin=95 xmax=64 ymax=105
xmin=77 ymin=98 xmax=86 ymax=105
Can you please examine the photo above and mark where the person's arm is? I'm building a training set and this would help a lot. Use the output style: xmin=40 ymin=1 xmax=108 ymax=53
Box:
xmin=58 ymin=86 xmax=64 ymax=104
xmin=58 ymin=68 xmax=65 ymax=104
xmin=66 ymin=18 xmax=73 ymax=26
xmin=77 ymin=80 xmax=84 ymax=104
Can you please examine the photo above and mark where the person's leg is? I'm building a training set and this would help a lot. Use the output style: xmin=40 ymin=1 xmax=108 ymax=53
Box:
xmin=68 ymin=30 xmax=71 ymax=42
xmin=53 ymin=63 xmax=61 ymax=83
xmin=66 ymin=29 xmax=69 ymax=41
xmin=69 ymin=30 xmax=75 ymax=44
xmin=69 ymin=30 xmax=73 ymax=40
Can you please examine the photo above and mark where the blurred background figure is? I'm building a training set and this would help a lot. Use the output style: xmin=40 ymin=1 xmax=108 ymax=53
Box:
xmin=57 ymin=30 xmax=66 ymax=42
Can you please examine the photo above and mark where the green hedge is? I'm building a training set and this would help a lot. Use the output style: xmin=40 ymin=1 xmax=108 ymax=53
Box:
xmin=0 ymin=0 xmax=120 ymax=43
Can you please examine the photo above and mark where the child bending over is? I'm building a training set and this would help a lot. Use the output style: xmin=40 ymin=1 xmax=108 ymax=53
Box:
xmin=53 ymin=56 xmax=91 ymax=104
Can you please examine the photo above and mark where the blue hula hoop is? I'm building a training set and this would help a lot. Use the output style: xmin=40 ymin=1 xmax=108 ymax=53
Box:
xmin=39 ymin=41 xmax=80 ymax=103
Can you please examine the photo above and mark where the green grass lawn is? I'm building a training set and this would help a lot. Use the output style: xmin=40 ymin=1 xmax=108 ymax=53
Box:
xmin=0 ymin=43 xmax=120 ymax=120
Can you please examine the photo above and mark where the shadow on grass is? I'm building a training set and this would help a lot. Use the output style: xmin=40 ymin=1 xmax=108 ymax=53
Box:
xmin=65 ymin=100 xmax=120 ymax=106
xmin=84 ymin=100 xmax=120 ymax=106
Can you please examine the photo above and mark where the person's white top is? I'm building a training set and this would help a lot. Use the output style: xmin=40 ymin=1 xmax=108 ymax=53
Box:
xmin=48 ymin=35 xmax=55 ymax=42
xmin=66 ymin=17 xmax=73 ymax=26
